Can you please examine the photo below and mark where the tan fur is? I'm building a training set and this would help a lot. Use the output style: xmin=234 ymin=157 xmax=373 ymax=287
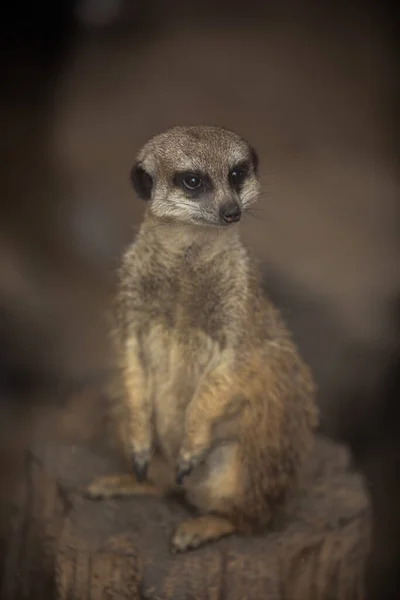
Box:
xmin=84 ymin=125 xmax=318 ymax=553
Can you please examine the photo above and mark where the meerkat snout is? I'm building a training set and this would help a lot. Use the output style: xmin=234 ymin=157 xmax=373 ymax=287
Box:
xmin=130 ymin=125 xmax=261 ymax=228
xmin=219 ymin=200 xmax=242 ymax=224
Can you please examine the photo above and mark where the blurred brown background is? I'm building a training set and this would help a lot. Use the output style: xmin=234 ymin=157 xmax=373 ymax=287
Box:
xmin=0 ymin=1 xmax=399 ymax=598
xmin=3 ymin=0 xmax=400 ymax=424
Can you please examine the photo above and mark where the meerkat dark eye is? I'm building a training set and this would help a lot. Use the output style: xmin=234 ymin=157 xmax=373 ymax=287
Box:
xmin=182 ymin=175 xmax=202 ymax=190
xmin=229 ymin=165 xmax=248 ymax=189
xmin=173 ymin=171 xmax=209 ymax=196
xmin=230 ymin=169 xmax=245 ymax=185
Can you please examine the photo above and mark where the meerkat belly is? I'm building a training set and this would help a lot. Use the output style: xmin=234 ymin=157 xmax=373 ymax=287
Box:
xmin=144 ymin=322 xmax=221 ymax=462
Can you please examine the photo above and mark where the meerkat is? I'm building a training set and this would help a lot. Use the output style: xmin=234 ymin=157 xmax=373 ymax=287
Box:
xmin=84 ymin=125 xmax=318 ymax=553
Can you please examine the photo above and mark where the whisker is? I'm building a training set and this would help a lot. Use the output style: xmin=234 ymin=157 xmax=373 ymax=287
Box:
xmin=244 ymin=209 xmax=268 ymax=225
xmin=247 ymin=205 xmax=269 ymax=219
xmin=241 ymin=198 xmax=276 ymax=225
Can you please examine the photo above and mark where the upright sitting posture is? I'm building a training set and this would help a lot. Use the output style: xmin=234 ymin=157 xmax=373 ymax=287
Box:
xmin=85 ymin=125 xmax=318 ymax=553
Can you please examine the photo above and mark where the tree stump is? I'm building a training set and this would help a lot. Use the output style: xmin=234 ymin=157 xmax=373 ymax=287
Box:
xmin=0 ymin=386 xmax=370 ymax=599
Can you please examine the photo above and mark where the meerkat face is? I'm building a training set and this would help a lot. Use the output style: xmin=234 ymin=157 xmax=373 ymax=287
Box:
xmin=130 ymin=125 xmax=260 ymax=227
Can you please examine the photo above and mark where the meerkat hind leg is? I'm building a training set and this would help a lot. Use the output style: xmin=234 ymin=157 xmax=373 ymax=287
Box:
xmin=83 ymin=474 xmax=161 ymax=500
xmin=171 ymin=442 xmax=242 ymax=553
xmin=171 ymin=515 xmax=235 ymax=553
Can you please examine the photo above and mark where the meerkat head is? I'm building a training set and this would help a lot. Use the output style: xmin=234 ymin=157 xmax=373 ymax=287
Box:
xmin=130 ymin=125 xmax=260 ymax=227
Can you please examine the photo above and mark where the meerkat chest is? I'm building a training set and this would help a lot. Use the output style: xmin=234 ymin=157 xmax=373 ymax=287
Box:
xmin=125 ymin=253 xmax=239 ymax=460
xmin=136 ymin=257 xmax=233 ymax=385
xmin=141 ymin=267 xmax=226 ymax=456
xmin=144 ymin=258 xmax=232 ymax=334
xmin=144 ymin=323 xmax=221 ymax=460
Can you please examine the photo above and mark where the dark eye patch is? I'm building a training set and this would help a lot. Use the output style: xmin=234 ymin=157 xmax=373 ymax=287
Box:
xmin=249 ymin=146 xmax=259 ymax=175
xmin=228 ymin=160 xmax=251 ymax=190
xmin=130 ymin=162 xmax=153 ymax=201
xmin=173 ymin=171 xmax=213 ymax=198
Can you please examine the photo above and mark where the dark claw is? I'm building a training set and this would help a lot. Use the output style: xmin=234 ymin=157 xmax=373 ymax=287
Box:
xmin=175 ymin=461 xmax=194 ymax=485
xmin=132 ymin=451 xmax=149 ymax=482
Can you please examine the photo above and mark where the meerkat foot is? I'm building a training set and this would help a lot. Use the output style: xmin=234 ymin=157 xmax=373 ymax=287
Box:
xmin=170 ymin=515 xmax=235 ymax=553
xmin=82 ymin=474 xmax=160 ymax=500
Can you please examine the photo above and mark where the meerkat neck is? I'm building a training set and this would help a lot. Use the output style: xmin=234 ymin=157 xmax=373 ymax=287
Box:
xmin=140 ymin=211 xmax=242 ymax=254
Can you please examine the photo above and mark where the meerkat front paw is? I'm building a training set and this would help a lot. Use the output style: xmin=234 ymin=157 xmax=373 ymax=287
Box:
xmin=132 ymin=447 xmax=152 ymax=482
xmin=175 ymin=446 xmax=209 ymax=485
xmin=176 ymin=425 xmax=213 ymax=484
xmin=129 ymin=425 xmax=153 ymax=482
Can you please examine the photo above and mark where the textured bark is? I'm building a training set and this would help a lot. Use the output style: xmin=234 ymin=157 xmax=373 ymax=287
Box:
xmin=0 ymin=386 xmax=369 ymax=600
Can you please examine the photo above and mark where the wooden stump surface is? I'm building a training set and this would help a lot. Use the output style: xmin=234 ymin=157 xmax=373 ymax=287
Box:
xmin=0 ymin=385 xmax=370 ymax=599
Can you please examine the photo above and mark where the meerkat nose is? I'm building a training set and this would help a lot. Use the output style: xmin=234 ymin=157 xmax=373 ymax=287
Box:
xmin=220 ymin=203 xmax=242 ymax=224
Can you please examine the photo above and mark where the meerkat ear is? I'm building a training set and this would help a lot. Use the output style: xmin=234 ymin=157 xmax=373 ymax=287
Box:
xmin=249 ymin=146 xmax=259 ymax=175
xmin=130 ymin=162 xmax=153 ymax=201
